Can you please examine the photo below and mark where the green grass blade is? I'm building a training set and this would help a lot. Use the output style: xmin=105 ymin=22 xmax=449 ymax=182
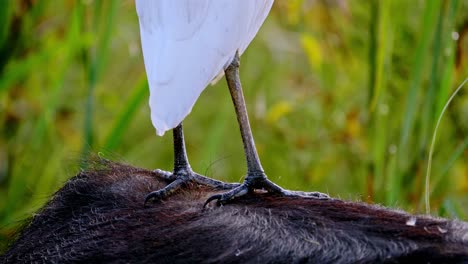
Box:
xmin=367 ymin=0 xmax=377 ymax=110
xmin=431 ymin=136 xmax=468 ymax=193
xmin=103 ymin=77 xmax=149 ymax=151
xmin=367 ymin=0 xmax=394 ymax=202
xmin=398 ymin=1 xmax=441 ymax=166
xmin=81 ymin=0 xmax=118 ymax=160
xmin=95 ymin=0 xmax=117 ymax=78
xmin=0 ymin=0 xmax=12 ymax=50
xmin=440 ymin=198 xmax=465 ymax=219
xmin=418 ymin=4 xmax=445 ymax=153
xmin=425 ymin=78 xmax=467 ymax=215
xmin=435 ymin=0 xmax=459 ymax=117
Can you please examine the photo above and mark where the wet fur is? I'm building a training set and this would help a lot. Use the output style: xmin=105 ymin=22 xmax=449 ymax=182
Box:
xmin=2 ymin=159 xmax=468 ymax=263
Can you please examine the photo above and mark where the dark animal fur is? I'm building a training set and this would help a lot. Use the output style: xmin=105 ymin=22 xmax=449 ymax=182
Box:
xmin=2 ymin=159 xmax=468 ymax=263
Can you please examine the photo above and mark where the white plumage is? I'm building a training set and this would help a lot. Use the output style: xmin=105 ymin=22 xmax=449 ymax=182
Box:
xmin=136 ymin=0 xmax=274 ymax=136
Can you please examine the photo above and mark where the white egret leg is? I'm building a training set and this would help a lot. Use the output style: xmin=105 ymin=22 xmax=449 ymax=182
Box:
xmin=204 ymin=52 xmax=329 ymax=207
xmin=145 ymin=123 xmax=240 ymax=205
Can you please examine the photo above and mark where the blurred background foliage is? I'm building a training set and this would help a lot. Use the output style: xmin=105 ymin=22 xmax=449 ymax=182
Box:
xmin=0 ymin=0 xmax=468 ymax=250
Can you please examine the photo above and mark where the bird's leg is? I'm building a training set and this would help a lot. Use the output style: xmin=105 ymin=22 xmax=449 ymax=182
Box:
xmin=145 ymin=123 xmax=239 ymax=205
xmin=172 ymin=122 xmax=192 ymax=176
xmin=204 ymin=52 xmax=329 ymax=207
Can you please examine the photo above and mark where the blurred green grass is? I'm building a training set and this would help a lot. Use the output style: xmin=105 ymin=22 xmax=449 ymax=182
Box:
xmin=0 ymin=0 xmax=467 ymax=250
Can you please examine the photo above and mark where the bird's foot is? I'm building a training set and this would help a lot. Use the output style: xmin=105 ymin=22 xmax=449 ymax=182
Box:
xmin=204 ymin=174 xmax=329 ymax=207
xmin=145 ymin=169 xmax=240 ymax=206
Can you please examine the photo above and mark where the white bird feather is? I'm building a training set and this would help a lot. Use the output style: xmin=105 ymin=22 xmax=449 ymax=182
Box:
xmin=136 ymin=0 xmax=274 ymax=136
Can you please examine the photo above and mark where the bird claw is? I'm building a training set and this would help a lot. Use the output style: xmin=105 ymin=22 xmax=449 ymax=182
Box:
xmin=153 ymin=169 xmax=175 ymax=181
xmin=144 ymin=190 xmax=165 ymax=206
xmin=308 ymin=192 xmax=329 ymax=199
xmin=203 ymin=177 xmax=330 ymax=208
xmin=144 ymin=177 xmax=185 ymax=206
xmin=144 ymin=171 xmax=239 ymax=207
xmin=203 ymin=194 xmax=223 ymax=208
xmin=203 ymin=184 xmax=250 ymax=208
xmin=285 ymin=190 xmax=329 ymax=199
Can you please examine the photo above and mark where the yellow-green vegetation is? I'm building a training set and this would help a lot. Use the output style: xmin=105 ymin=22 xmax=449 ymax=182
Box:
xmin=1 ymin=0 xmax=467 ymax=250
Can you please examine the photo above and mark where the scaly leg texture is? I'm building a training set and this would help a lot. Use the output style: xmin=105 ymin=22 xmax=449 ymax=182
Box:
xmin=145 ymin=124 xmax=239 ymax=205
xmin=204 ymin=52 xmax=328 ymax=207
